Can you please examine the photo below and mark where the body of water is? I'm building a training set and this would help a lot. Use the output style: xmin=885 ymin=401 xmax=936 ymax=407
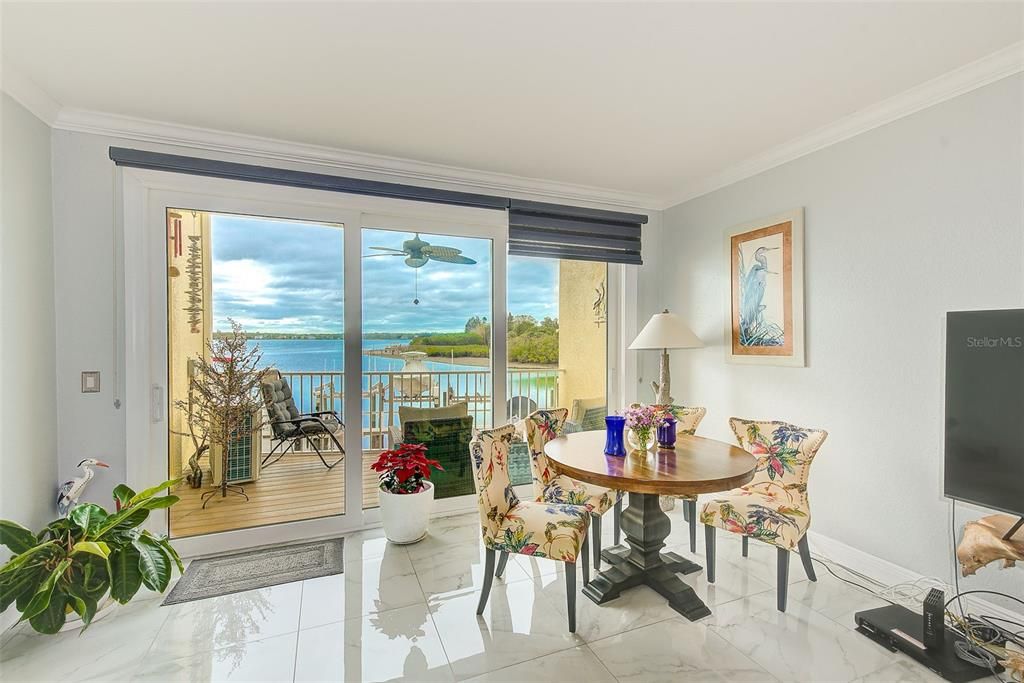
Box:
xmin=254 ymin=338 xmax=482 ymax=373
xmin=251 ymin=338 xmax=557 ymax=439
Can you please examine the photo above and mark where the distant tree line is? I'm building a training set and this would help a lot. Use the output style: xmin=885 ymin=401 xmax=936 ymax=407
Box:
xmin=410 ymin=314 xmax=558 ymax=364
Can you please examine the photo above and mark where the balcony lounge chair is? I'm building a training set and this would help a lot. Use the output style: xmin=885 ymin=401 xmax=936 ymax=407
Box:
xmin=260 ymin=370 xmax=344 ymax=470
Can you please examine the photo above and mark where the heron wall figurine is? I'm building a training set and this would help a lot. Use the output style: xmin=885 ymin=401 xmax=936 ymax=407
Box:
xmin=57 ymin=458 xmax=110 ymax=517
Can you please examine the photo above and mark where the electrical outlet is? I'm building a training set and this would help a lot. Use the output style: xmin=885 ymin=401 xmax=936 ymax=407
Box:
xmin=81 ymin=371 xmax=101 ymax=393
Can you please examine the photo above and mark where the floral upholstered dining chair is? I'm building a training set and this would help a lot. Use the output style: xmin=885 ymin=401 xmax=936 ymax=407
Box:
xmin=701 ymin=418 xmax=828 ymax=611
xmin=666 ymin=406 xmax=708 ymax=552
xmin=470 ymin=422 xmax=591 ymax=633
xmin=523 ymin=409 xmax=623 ymax=571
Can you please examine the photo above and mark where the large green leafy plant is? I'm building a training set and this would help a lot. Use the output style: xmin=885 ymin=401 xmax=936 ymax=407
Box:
xmin=0 ymin=479 xmax=183 ymax=634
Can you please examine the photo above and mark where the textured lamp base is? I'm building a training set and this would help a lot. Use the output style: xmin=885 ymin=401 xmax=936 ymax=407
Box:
xmin=582 ymin=491 xmax=711 ymax=621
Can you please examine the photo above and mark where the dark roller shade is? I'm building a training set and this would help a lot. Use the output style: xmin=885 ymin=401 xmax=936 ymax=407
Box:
xmin=508 ymin=199 xmax=646 ymax=264
xmin=108 ymin=147 xmax=509 ymax=210
xmin=109 ymin=148 xmax=649 ymax=263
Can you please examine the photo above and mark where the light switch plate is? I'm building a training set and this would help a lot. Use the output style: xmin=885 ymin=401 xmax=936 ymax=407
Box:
xmin=81 ymin=371 xmax=101 ymax=393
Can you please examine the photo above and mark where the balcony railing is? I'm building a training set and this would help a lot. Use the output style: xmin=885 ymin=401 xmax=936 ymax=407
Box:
xmin=271 ymin=369 xmax=559 ymax=451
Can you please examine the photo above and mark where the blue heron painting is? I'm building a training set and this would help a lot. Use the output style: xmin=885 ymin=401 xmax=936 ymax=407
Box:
xmin=737 ymin=241 xmax=785 ymax=347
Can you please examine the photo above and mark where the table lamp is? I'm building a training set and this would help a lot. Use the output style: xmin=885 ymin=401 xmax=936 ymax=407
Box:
xmin=629 ymin=309 xmax=703 ymax=405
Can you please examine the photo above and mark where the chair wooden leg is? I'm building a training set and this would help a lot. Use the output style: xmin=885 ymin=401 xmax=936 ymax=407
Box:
xmin=777 ymin=547 xmax=790 ymax=612
xmin=477 ymin=548 xmax=496 ymax=615
xmin=495 ymin=551 xmax=509 ymax=579
xmin=704 ymin=525 xmax=716 ymax=583
xmin=742 ymin=536 xmax=749 ymax=557
xmin=581 ymin=535 xmax=590 ymax=586
xmin=798 ymin=535 xmax=817 ymax=582
xmin=565 ymin=559 xmax=577 ymax=633
xmin=613 ymin=498 xmax=622 ymax=546
xmin=591 ymin=515 xmax=602 ymax=571
xmin=688 ymin=500 xmax=697 ymax=553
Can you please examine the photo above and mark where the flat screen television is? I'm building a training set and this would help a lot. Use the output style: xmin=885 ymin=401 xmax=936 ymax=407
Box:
xmin=944 ymin=308 xmax=1023 ymax=516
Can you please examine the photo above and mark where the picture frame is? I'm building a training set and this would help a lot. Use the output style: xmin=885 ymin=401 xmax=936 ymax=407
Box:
xmin=725 ymin=208 xmax=805 ymax=366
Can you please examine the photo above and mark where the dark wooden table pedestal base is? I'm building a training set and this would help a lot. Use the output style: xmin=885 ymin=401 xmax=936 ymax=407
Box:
xmin=581 ymin=491 xmax=712 ymax=621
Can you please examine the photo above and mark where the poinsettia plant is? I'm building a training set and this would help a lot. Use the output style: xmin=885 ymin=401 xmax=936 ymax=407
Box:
xmin=371 ymin=443 xmax=444 ymax=494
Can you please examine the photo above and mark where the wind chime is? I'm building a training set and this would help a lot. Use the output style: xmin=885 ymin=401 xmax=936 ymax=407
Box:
xmin=183 ymin=212 xmax=204 ymax=334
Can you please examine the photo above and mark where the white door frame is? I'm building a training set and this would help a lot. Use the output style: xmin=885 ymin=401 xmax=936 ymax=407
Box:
xmin=120 ymin=168 xmax=507 ymax=557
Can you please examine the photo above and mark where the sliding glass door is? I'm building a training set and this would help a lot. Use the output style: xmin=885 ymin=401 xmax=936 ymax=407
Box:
xmin=142 ymin=174 xmax=508 ymax=553
xmin=360 ymin=225 xmax=494 ymax=508
xmin=165 ymin=209 xmax=347 ymax=539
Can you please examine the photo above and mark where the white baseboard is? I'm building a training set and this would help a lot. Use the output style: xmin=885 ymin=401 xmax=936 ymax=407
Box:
xmin=807 ymin=530 xmax=1024 ymax=626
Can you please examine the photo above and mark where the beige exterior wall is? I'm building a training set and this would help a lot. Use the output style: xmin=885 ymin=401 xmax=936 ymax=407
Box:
xmin=167 ymin=210 xmax=212 ymax=479
xmin=556 ymin=260 xmax=607 ymax=411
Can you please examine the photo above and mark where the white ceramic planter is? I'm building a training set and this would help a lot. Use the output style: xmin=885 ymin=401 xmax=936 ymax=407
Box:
xmin=378 ymin=481 xmax=434 ymax=544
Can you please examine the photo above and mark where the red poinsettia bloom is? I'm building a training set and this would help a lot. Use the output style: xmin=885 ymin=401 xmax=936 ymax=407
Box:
xmin=372 ymin=443 xmax=444 ymax=495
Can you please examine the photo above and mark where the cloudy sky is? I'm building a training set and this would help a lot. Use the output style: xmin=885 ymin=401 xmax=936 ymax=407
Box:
xmin=210 ymin=214 xmax=558 ymax=333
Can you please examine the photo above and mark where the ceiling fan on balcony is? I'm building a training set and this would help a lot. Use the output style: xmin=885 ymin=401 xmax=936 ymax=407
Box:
xmin=363 ymin=233 xmax=477 ymax=305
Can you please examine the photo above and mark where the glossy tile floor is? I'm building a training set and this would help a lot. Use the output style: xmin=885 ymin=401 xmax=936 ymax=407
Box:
xmin=0 ymin=511 xmax=944 ymax=682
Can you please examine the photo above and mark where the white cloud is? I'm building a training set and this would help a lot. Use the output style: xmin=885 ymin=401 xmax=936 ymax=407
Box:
xmin=213 ymin=259 xmax=276 ymax=307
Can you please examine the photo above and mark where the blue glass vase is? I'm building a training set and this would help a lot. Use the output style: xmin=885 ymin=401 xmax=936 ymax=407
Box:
xmin=604 ymin=415 xmax=627 ymax=457
xmin=657 ymin=416 xmax=677 ymax=449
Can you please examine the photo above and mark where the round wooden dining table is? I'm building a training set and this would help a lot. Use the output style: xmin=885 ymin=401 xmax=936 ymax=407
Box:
xmin=544 ymin=430 xmax=756 ymax=620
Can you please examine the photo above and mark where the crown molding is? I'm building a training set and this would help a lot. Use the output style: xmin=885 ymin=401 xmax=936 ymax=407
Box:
xmin=51 ymin=107 xmax=660 ymax=212
xmin=660 ymin=41 xmax=1024 ymax=209
xmin=0 ymin=59 xmax=61 ymax=126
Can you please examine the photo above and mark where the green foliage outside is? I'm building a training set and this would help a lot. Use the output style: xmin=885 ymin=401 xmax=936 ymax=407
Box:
xmin=409 ymin=315 xmax=559 ymax=365
xmin=411 ymin=332 xmax=486 ymax=346
xmin=410 ymin=344 xmax=490 ymax=358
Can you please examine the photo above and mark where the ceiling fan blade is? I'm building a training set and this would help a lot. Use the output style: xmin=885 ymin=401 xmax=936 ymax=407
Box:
xmin=368 ymin=246 xmax=406 ymax=253
xmin=362 ymin=253 xmax=405 ymax=258
xmin=426 ymin=252 xmax=477 ymax=265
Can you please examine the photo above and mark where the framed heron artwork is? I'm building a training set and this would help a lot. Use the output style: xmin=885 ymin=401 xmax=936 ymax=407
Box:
xmin=725 ymin=208 xmax=805 ymax=366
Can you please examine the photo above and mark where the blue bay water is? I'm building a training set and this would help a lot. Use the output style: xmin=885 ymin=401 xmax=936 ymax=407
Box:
xmin=250 ymin=339 xmax=555 ymax=439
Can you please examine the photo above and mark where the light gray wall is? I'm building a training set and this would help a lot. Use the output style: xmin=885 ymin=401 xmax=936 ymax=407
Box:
xmin=1 ymin=94 xmax=57 ymax=542
xmin=656 ymin=75 xmax=1023 ymax=604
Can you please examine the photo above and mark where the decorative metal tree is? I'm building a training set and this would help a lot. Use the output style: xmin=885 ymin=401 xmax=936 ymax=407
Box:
xmin=175 ymin=320 xmax=265 ymax=507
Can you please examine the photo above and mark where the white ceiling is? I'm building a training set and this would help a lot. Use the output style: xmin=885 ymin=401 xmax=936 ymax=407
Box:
xmin=2 ymin=2 xmax=1022 ymax=202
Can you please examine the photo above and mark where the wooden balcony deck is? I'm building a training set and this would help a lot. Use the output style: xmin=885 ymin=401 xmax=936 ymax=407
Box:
xmin=168 ymin=451 xmax=381 ymax=538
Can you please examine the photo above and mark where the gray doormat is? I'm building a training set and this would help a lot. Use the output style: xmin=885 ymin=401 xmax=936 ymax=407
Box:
xmin=162 ymin=537 xmax=344 ymax=605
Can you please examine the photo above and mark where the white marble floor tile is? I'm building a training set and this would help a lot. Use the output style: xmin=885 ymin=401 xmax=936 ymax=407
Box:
xmin=532 ymin=572 xmax=683 ymax=643
xmin=664 ymin=542 xmax=776 ymax=608
xmin=850 ymin=656 xmax=947 ymax=683
xmin=294 ymin=603 xmax=454 ymax=682
xmin=589 ymin=616 xmax=776 ymax=682
xmin=133 ymin=631 xmax=298 ymax=682
xmin=787 ymin=569 xmax=891 ymax=630
xmin=147 ymin=581 xmax=302 ymax=663
xmin=411 ymin=543 xmax=531 ymax=600
xmin=429 ymin=577 xmax=583 ymax=679
xmin=706 ymin=591 xmax=898 ymax=682
xmin=300 ymin=546 xmax=425 ymax=628
xmin=405 ymin=516 xmax=485 ymax=563
xmin=0 ymin=597 xmax=171 ymax=682
xmin=462 ymin=645 xmax=617 ymax=682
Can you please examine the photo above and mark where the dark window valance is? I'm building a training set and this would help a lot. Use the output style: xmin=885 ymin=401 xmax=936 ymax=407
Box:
xmin=508 ymin=199 xmax=646 ymax=264
xmin=109 ymin=148 xmax=647 ymax=264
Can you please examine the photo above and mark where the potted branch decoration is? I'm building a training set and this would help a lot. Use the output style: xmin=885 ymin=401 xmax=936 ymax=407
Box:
xmin=371 ymin=443 xmax=444 ymax=544
xmin=175 ymin=320 xmax=265 ymax=507
xmin=0 ymin=479 xmax=183 ymax=634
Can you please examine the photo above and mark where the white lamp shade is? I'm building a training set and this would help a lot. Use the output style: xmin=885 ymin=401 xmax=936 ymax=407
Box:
xmin=629 ymin=310 xmax=703 ymax=350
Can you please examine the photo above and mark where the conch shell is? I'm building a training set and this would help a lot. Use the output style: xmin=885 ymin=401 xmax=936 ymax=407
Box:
xmin=956 ymin=515 xmax=1024 ymax=577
